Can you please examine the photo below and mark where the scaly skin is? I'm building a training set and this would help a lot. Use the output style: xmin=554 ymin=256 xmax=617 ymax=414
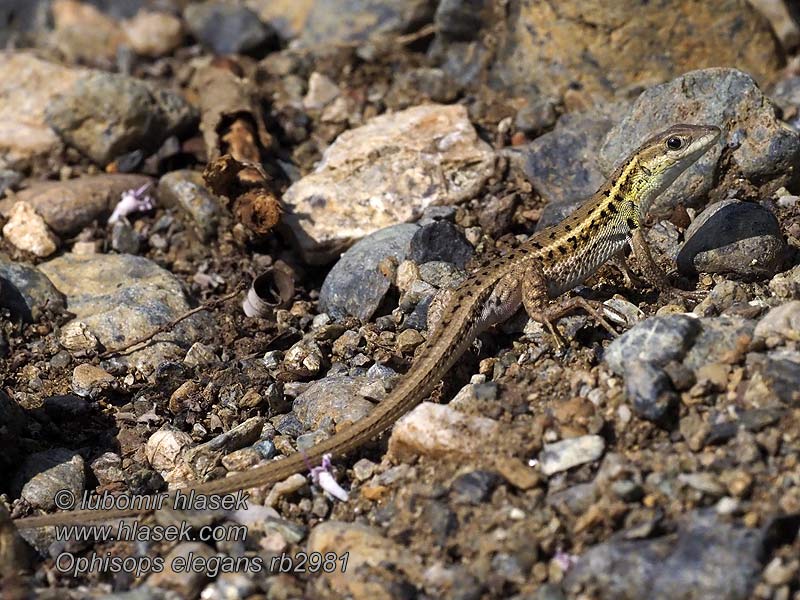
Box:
xmin=15 ymin=124 xmax=721 ymax=530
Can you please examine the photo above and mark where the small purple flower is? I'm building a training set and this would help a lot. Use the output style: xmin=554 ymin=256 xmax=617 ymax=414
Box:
xmin=310 ymin=454 xmax=349 ymax=502
xmin=553 ymin=549 xmax=579 ymax=573
xmin=109 ymin=183 xmax=155 ymax=224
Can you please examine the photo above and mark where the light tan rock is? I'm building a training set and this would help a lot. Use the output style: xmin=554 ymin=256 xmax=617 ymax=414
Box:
xmin=283 ymin=104 xmax=495 ymax=264
xmin=388 ymin=402 xmax=499 ymax=461
xmin=49 ymin=0 xmax=126 ymax=65
xmin=1 ymin=201 xmax=58 ymax=257
xmin=145 ymin=429 xmax=193 ymax=472
xmin=71 ymin=363 xmax=114 ymax=397
xmin=122 ymin=11 xmax=184 ymax=57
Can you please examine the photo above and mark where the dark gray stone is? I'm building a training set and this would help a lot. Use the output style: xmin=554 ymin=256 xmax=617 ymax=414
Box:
xmin=43 ymin=394 xmax=90 ymax=420
xmin=600 ymin=69 xmax=800 ymax=216
xmin=14 ymin=448 xmax=85 ymax=511
xmin=0 ymin=168 xmax=22 ymax=198
xmin=111 ymin=220 xmax=141 ymax=255
xmin=563 ymin=511 xmax=769 ymax=600
xmin=320 ymin=223 xmax=418 ymax=321
xmin=624 ymin=362 xmax=678 ymax=424
xmin=604 ymin=315 xmax=701 ymax=375
xmin=0 ymin=256 xmax=65 ymax=322
xmin=450 ymin=470 xmax=499 ymax=505
xmin=677 ymin=200 xmax=786 ymax=280
xmin=184 ymin=2 xmax=277 ymax=56
xmin=409 ymin=221 xmax=473 ymax=268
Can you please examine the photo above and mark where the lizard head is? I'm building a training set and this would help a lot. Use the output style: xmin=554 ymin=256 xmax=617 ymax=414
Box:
xmin=629 ymin=123 xmax=721 ymax=216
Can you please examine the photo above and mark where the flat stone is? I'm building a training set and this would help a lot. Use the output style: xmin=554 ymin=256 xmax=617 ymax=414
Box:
xmin=538 ymin=435 xmax=605 ymax=476
xmin=388 ymin=402 xmax=500 ymax=462
xmin=600 ymin=69 xmax=800 ymax=216
xmin=677 ymin=200 xmax=786 ymax=280
xmin=158 ymin=170 xmax=223 ymax=242
xmin=0 ymin=256 xmax=65 ymax=322
xmin=319 ymin=223 xmax=418 ymax=320
xmin=605 ymin=315 xmax=701 ymax=375
xmin=292 ymin=375 xmax=375 ymax=430
xmin=2 ymin=201 xmax=58 ymax=257
xmin=408 ymin=221 xmax=474 ymax=268
xmin=283 ymin=104 xmax=495 ymax=264
xmin=71 ymin=363 xmax=114 ymax=397
xmin=15 ymin=448 xmax=85 ymax=511
xmin=38 ymin=253 xmax=213 ymax=373
xmin=563 ymin=511 xmax=768 ymax=600
xmin=3 ymin=174 xmax=153 ymax=237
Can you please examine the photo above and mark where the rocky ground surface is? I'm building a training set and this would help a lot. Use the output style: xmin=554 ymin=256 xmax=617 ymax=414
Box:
xmin=1 ymin=1 xmax=800 ymax=599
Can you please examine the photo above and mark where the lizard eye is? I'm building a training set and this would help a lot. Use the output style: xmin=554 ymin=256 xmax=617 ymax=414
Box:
xmin=666 ymin=136 xmax=683 ymax=150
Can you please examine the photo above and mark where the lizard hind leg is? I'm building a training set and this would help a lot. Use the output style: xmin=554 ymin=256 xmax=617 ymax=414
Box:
xmin=521 ymin=265 xmax=620 ymax=348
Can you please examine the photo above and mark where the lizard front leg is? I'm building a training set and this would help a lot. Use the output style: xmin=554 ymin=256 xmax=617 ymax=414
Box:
xmin=629 ymin=228 xmax=704 ymax=301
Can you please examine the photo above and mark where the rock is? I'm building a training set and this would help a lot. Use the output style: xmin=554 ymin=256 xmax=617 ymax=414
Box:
xmin=158 ymin=170 xmax=222 ymax=241
xmin=388 ymin=402 xmax=500 ymax=461
xmin=604 ymin=315 xmax=701 ymax=375
xmin=682 ymin=316 xmax=755 ymax=371
xmin=0 ymin=53 xmax=86 ymax=167
xmin=15 ymin=448 xmax=85 ymax=511
xmin=183 ymin=417 xmax=264 ymax=480
xmin=745 ymin=349 xmax=800 ymax=405
xmin=0 ymin=256 xmax=65 ymax=322
xmin=538 ymin=435 xmax=605 ymax=476
xmin=518 ymin=108 xmax=624 ymax=228
xmin=110 ymin=220 xmax=141 ymax=254
xmin=450 ymin=470 xmax=499 ymax=505
xmin=71 ymin=363 xmax=114 ymax=397
xmin=388 ymin=67 xmax=460 ymax=107
xmin=750 ymin=0 xmax=800 ymax=51
xmin=693 ymin=280 xmax=751 ymax=316
xmin=283 ymin=104 xmax=495 ymax=264
xmin=3 ymin=174 xmax=153 ymax=237
xmin=38 ymin=254 xmax=213 ymax=373
xmin=184 ymin=2 xmax=276 ymax=56
xmin=296 ymin=0 xmax=435 ymax=47
xmin=145 ymin=429 xmax=193 ymax=472
xmin=183 ymin=342 xmax=220 ymax=368
xmin=769 ymin=264 xmax=800 ymax=300
xmin=624 ymin=362 xmax=678 ymax=425
xmin=408 ymin=221 xmax=474 ymax=268
xmin=45 ymin=72 xmax=196 ymax=165
xmin=90 ymin=452 xmax=125 ymax=485
xmin=601 ymin=70 xmax=800 ymax=216
xmin=1 ymin=201 xmax=58 ymax=257
xmin=395 ymin=328 xmax=425 ymax=353
xmin=563 ymin=511 xmax=768 ymax=600
xmin=42 ymin=394 xmax=89 ymax=420
xmin=0 ymin=168 xmax=22 ymax=198
xmin=293 ymin=375 xmax=375 ymax=430
xmin=458 ymin=1 xmax=781 ymax=101
xmin=418 ymin=261 xmax=466 ymax=289
xmin=303 ymin=72 xmax=340 ymax=111
xmin=676 ymin=200 xmax=786 ymax=280
xmin=753 ymin=301 xmax=800 ymax=344
xmin=121 ymin=11 xmax=184 ymax=58
xmin=147 ymin=542 xmax=215 ymax=597
xmin=319 ymin=223 xmax=418 ymax=320
xmin=265 ymin=473 xmax=307 ymax=507
xmin=49 ymin=0 xmax=126 ymax=66
xmin=306 ymin=521 xmax=421 ymax=596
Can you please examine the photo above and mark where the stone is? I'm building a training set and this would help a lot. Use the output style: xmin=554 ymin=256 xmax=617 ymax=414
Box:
xmin=183 ymin=342 xmax=220 ymax=368
xmin=38 ymin=254 xmax=213 ymax=373
xmin=676 ymin=200 xmax=786 ymax=280
xmin=46 ymin=72 xmax=197 ymax=166
xmin=769 ymin=264 xmax=800 ymax=300
xmin=538 ymin=435 xmax=605 ymax=476
xmin=0 ymin=53 xmax=85 ymax=167
xmin=145 ymin=429 xmax=193 ymax=472
xmin=90 ymin=452 xmax=125 ymax=486
xmin=59 ymin=321 xmax=100 ymax=353
xmin=0 ymin=168 xmax=22 ymax=198
xmin=604 ymin=315 xmax=701 ymax=375
xmin=461 ymin=1 xmax=781 ymax=100
xmin=158 ymin=170 xmax=223 ymax=242
xmin=624 ymin=362 xmax=679 ymax=425
xmin=184 ymin=1 xmax=276 ymax=56
xmin=601 ymin=70 xmax=800 ymax=215
xmin=121 ymin=11 xmax=184 ymax=58
xmin=0 ymin=256 xmax=65 ymax=322
xmin=3 ymin=174 xmax=153 ymax=237
xmin=292 ymin=375 xmax=375 ymax=430
xmin=388 ymin=402 xmax=500 ymax=461
xmin=745 ymin=349 xmax=800 ymax=405
xmin=396 ymin=328 xmax=425 ymax=353
xmin=15 ymin=448 xmax=85 ymax=511
xmin=563 ymin=511 xmax=768 ymax=600
xmin=2 ymin=201 xmax=58 ymax=257
xmin=147 ymin=542 xmax=215 ymax=597
xmin=450 ymin=470 xmax=499 ymax=505
xmin=303 ymin=72 xmax=340 ymax=111
xmin=683 ymin=316 xmax=755 ymax=371
xmin=71 ymin=363 xmax=114 ymax=397
xmin=183 ymin=417 xmax=264 ymax=480
xmin=749 ymin=0 xmax=800 ymax=51
xmin=319 ymin=223 xmax=418 ymax=320
xmin=282 ymin=104 xmax=495 ymax=264
xmin=110 ymin=220 xmax=141 ymax=255
xmin=753 ymin=301 xmax=800 ymax=344
xmin=49 ymin=0 xmax=127 ymax=66
xmin=408 ymin=221 xmax=474 ymax=268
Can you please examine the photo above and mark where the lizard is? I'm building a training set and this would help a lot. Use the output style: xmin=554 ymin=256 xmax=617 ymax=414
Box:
xmin=13 ymin=123 xmax=721 ymax=531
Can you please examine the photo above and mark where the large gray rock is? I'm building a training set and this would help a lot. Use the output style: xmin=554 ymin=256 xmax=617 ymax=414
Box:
xmin=320 ymin=223 xmax=418 ymax=321
xmin=604 ymin=315 xmax=701 ymax=375
xmin=676 ymin=199 xmax=786 ymax=280
xmin=600 ymin=69 xmax=800 ymax=216
xmin=292 ymin=375 xmax=376 ymax=430
xmin=184 ymin=2 xmax=276 ymax=56
xmin=38 ymin=254 xmax=213 ymax=373
xmin=46 ymin=72 xmax=197 ymax=165
xmin=0 ymin=256 xmax=65 ymax=322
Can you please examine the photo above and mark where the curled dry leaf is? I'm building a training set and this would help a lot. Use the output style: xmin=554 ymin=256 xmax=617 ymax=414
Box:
xmin=242 ymin=263 xmax=295 ymax=319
